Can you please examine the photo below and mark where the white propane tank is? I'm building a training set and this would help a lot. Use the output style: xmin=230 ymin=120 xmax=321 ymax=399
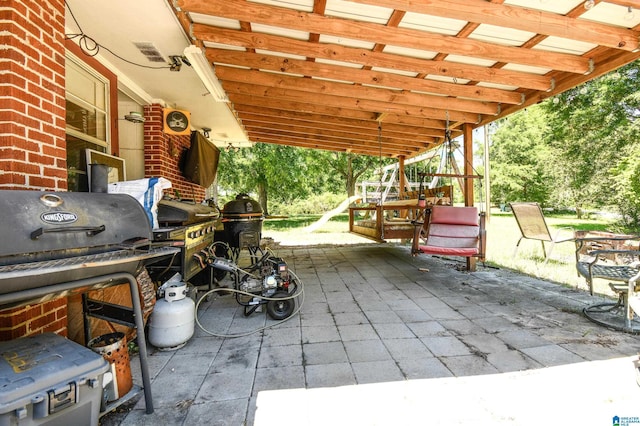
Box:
xmin=148 ymin=274 xmax=195 ymax=351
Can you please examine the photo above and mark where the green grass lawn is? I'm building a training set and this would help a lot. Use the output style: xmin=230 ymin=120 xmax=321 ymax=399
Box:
xmin=484 ymin=210 xmax=613 ymax=293
xmin=264 ymin=209 xmax=620 ymax=297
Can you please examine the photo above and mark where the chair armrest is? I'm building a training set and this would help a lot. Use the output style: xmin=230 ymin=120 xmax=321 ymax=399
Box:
xmin=551 ymin=227 xmax=575 ymax=243
xmin=587 ymin=249 xmax=640 ymax=257
xmin=575 ymin=235 xmax=640 ymax=261
xmin=575 ymin=235 xmax=640 ymax=244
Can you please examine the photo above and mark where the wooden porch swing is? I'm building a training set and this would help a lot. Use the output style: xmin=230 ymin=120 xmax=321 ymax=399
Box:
xmin=410 ymin=125 xmax=486 ymax=271
xmin=348 ymin=123 xmax=454 ymax=243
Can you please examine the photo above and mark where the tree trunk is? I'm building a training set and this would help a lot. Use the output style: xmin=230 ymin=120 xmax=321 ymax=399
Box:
xmin=257 ymin=180 xmax=269 ymax=216
xmin=345 ymin=155 xmax=356 ymax=197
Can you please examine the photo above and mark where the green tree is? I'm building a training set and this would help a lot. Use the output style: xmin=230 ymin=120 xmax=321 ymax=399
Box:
xmin=542 ymin=61 xmax=640 ymax=223
xmin=216 ymin=142 xmax=385 ymax=215
xmin=310 ymin=151 xmax=379 ymax=197
xmin=216 ymin=143 xmax=312 ymax=215
xmin=488 ymin=107 xmax=553 ymax=206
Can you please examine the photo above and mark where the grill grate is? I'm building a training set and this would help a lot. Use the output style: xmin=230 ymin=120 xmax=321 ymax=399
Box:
xmin=0 ymin=246 xmax=179 ymax=296
xmin=0 ymin=250 xmax=151 ymax=274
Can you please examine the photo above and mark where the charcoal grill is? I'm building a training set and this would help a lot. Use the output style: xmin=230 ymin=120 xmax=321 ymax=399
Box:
xmin=222 ymin=193 xmax=263 ymax=249
xmin=0 ymin=191 xmax=180 ymax=293
xmin=0 ymin=190 xmax=181 ymax=415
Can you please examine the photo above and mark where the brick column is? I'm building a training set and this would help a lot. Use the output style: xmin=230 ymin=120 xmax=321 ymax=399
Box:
xmin=0 ymin=0 xmax=68 ymax=340
xmin=144 ymin=104 xmax=205 ymax=200
xmin=0 ymin=0 xmax=67 ymax=190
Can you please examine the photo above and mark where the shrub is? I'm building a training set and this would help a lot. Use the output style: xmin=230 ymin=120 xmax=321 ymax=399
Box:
xmin=270 ymin=192 xmax=347 ymax=216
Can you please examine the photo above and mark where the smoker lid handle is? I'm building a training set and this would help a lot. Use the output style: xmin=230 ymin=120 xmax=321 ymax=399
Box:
xmin=30 ymin=224 xmax=106 ymax=240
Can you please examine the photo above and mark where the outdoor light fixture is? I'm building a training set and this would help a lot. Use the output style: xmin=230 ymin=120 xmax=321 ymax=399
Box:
xmin=183 ymin=45 xmax=229 ymax=102
xmin=169 ymin=56 xmax=183 ymax=72
xmin=584 ymin=0 xmax=594 ymax=10
xmin=123 ymin=111 xmax=145 ymax=123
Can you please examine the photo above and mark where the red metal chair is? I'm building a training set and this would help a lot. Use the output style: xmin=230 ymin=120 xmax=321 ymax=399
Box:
xmin=412 ymin=205 xmax=486 ymax=262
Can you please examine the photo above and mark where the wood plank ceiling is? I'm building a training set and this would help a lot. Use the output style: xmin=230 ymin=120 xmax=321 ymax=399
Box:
xmin=172 ymin=0 xmax=640 ymax=158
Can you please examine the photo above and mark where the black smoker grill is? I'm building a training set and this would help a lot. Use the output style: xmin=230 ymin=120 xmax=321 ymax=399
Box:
xmin=222 ymin=194 xmax=263 ymax=249
xmin=0 ymin=190 xmax=181 ymax=415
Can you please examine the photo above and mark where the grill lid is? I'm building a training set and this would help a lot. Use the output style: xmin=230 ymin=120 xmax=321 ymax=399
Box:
xmin=157 ymin=199 xmax=220 ymax=226
xmin=222 ymin=193 xmax=262 ymax=219
xmin=0 ymin=191 xmax=153 ymax=265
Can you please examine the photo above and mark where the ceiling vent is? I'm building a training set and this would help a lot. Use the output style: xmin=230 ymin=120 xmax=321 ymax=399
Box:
xmin=133 ymin=42 xmax=166 ymax=63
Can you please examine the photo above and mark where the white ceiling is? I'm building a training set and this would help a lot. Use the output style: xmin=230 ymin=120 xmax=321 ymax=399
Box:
xmin=64 ymin=0 xmax=249 ymax=147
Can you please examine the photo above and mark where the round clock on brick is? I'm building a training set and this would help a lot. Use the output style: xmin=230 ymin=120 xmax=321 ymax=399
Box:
xmin=163 ymin=108 xmax=191 ymax=135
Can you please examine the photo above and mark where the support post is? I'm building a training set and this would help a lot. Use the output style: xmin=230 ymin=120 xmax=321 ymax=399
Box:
xmin=463 ymin=123 xmax=477 ymax=271
xmin=398 ymin=156 xmax=406 ymax=198
xmin=484 ymin=124 xmax=491 ymax=223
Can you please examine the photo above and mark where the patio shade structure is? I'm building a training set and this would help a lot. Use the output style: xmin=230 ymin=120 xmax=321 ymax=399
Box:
xmin=171 ymin=0 xmax=640 ymax=159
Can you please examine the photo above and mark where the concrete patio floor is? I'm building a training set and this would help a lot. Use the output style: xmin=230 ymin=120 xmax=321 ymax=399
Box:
xmin=100 ymin=244 xmax=640 ymax=425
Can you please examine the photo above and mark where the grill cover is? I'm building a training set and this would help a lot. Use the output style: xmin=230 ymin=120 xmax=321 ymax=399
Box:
xmin=182 ymin=131 xmax=220 ymax=188
xmin=0 ymin=191 xmax=153 ymax=265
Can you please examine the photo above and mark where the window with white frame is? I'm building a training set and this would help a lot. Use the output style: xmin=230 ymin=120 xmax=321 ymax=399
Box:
xmin=65 ymin=54 xmax=110 ymax=191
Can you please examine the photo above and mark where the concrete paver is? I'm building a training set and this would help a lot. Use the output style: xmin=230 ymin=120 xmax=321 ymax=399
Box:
xmin=101 ymin=244 xmax=640 ymax=425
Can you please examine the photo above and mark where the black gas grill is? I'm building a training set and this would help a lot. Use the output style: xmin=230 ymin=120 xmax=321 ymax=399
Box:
xmin=0 ymin=190 xmax=182 ymax=415
xmin=0 ymin=191 xmax=179 ymax=296
xmin=151 ymin=199 xmax=221 ymax=284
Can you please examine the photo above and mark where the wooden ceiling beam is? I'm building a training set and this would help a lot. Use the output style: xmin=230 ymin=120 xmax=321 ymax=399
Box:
xmin=180 ymin=0 xmax=592 ymax=73
xmin=236 ymin=105 xmax=445 ymax=131
xmin=236 ymin=111 xmax=446 ymax=138
xmin=229 ymin=94 xmax=381 ymax=121
xmin=350 ymin=0 xmax=639 ymax=51
xmin=235 ymin=106 xmax=390 ymax=130
xmin=195 ymin=25 xmax=554 ymax=91
xmin=249 ymin=136 xmax=412 ymax=158
xmin=247 ymin=132 xmax=422 ymax=157
xmin=207 ymin=48 xmax=524 ymax=105
xmin=227 ymin=86 xmax=482 ymax=123
xmin=245 ymin=127 xmax=433 ymax=153
xmin=218 ymin=67 xmax=498 ymax=116
xmin=240 ymin=119 xmax=436 ymax=145
xmin=236 ymin=104 xmax=460 ymax=139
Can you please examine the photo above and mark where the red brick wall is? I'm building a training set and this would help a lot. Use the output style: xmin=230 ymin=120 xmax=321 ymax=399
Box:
xmin=0 ymin=0 xmax=68 ymax=340
xmin=144 ymin=104 xmax=206 ymax=201
xmin=0 ymin=299 xmax=67 ymax=341
xmin=0 ymin=0 xmax=67 ymax=191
